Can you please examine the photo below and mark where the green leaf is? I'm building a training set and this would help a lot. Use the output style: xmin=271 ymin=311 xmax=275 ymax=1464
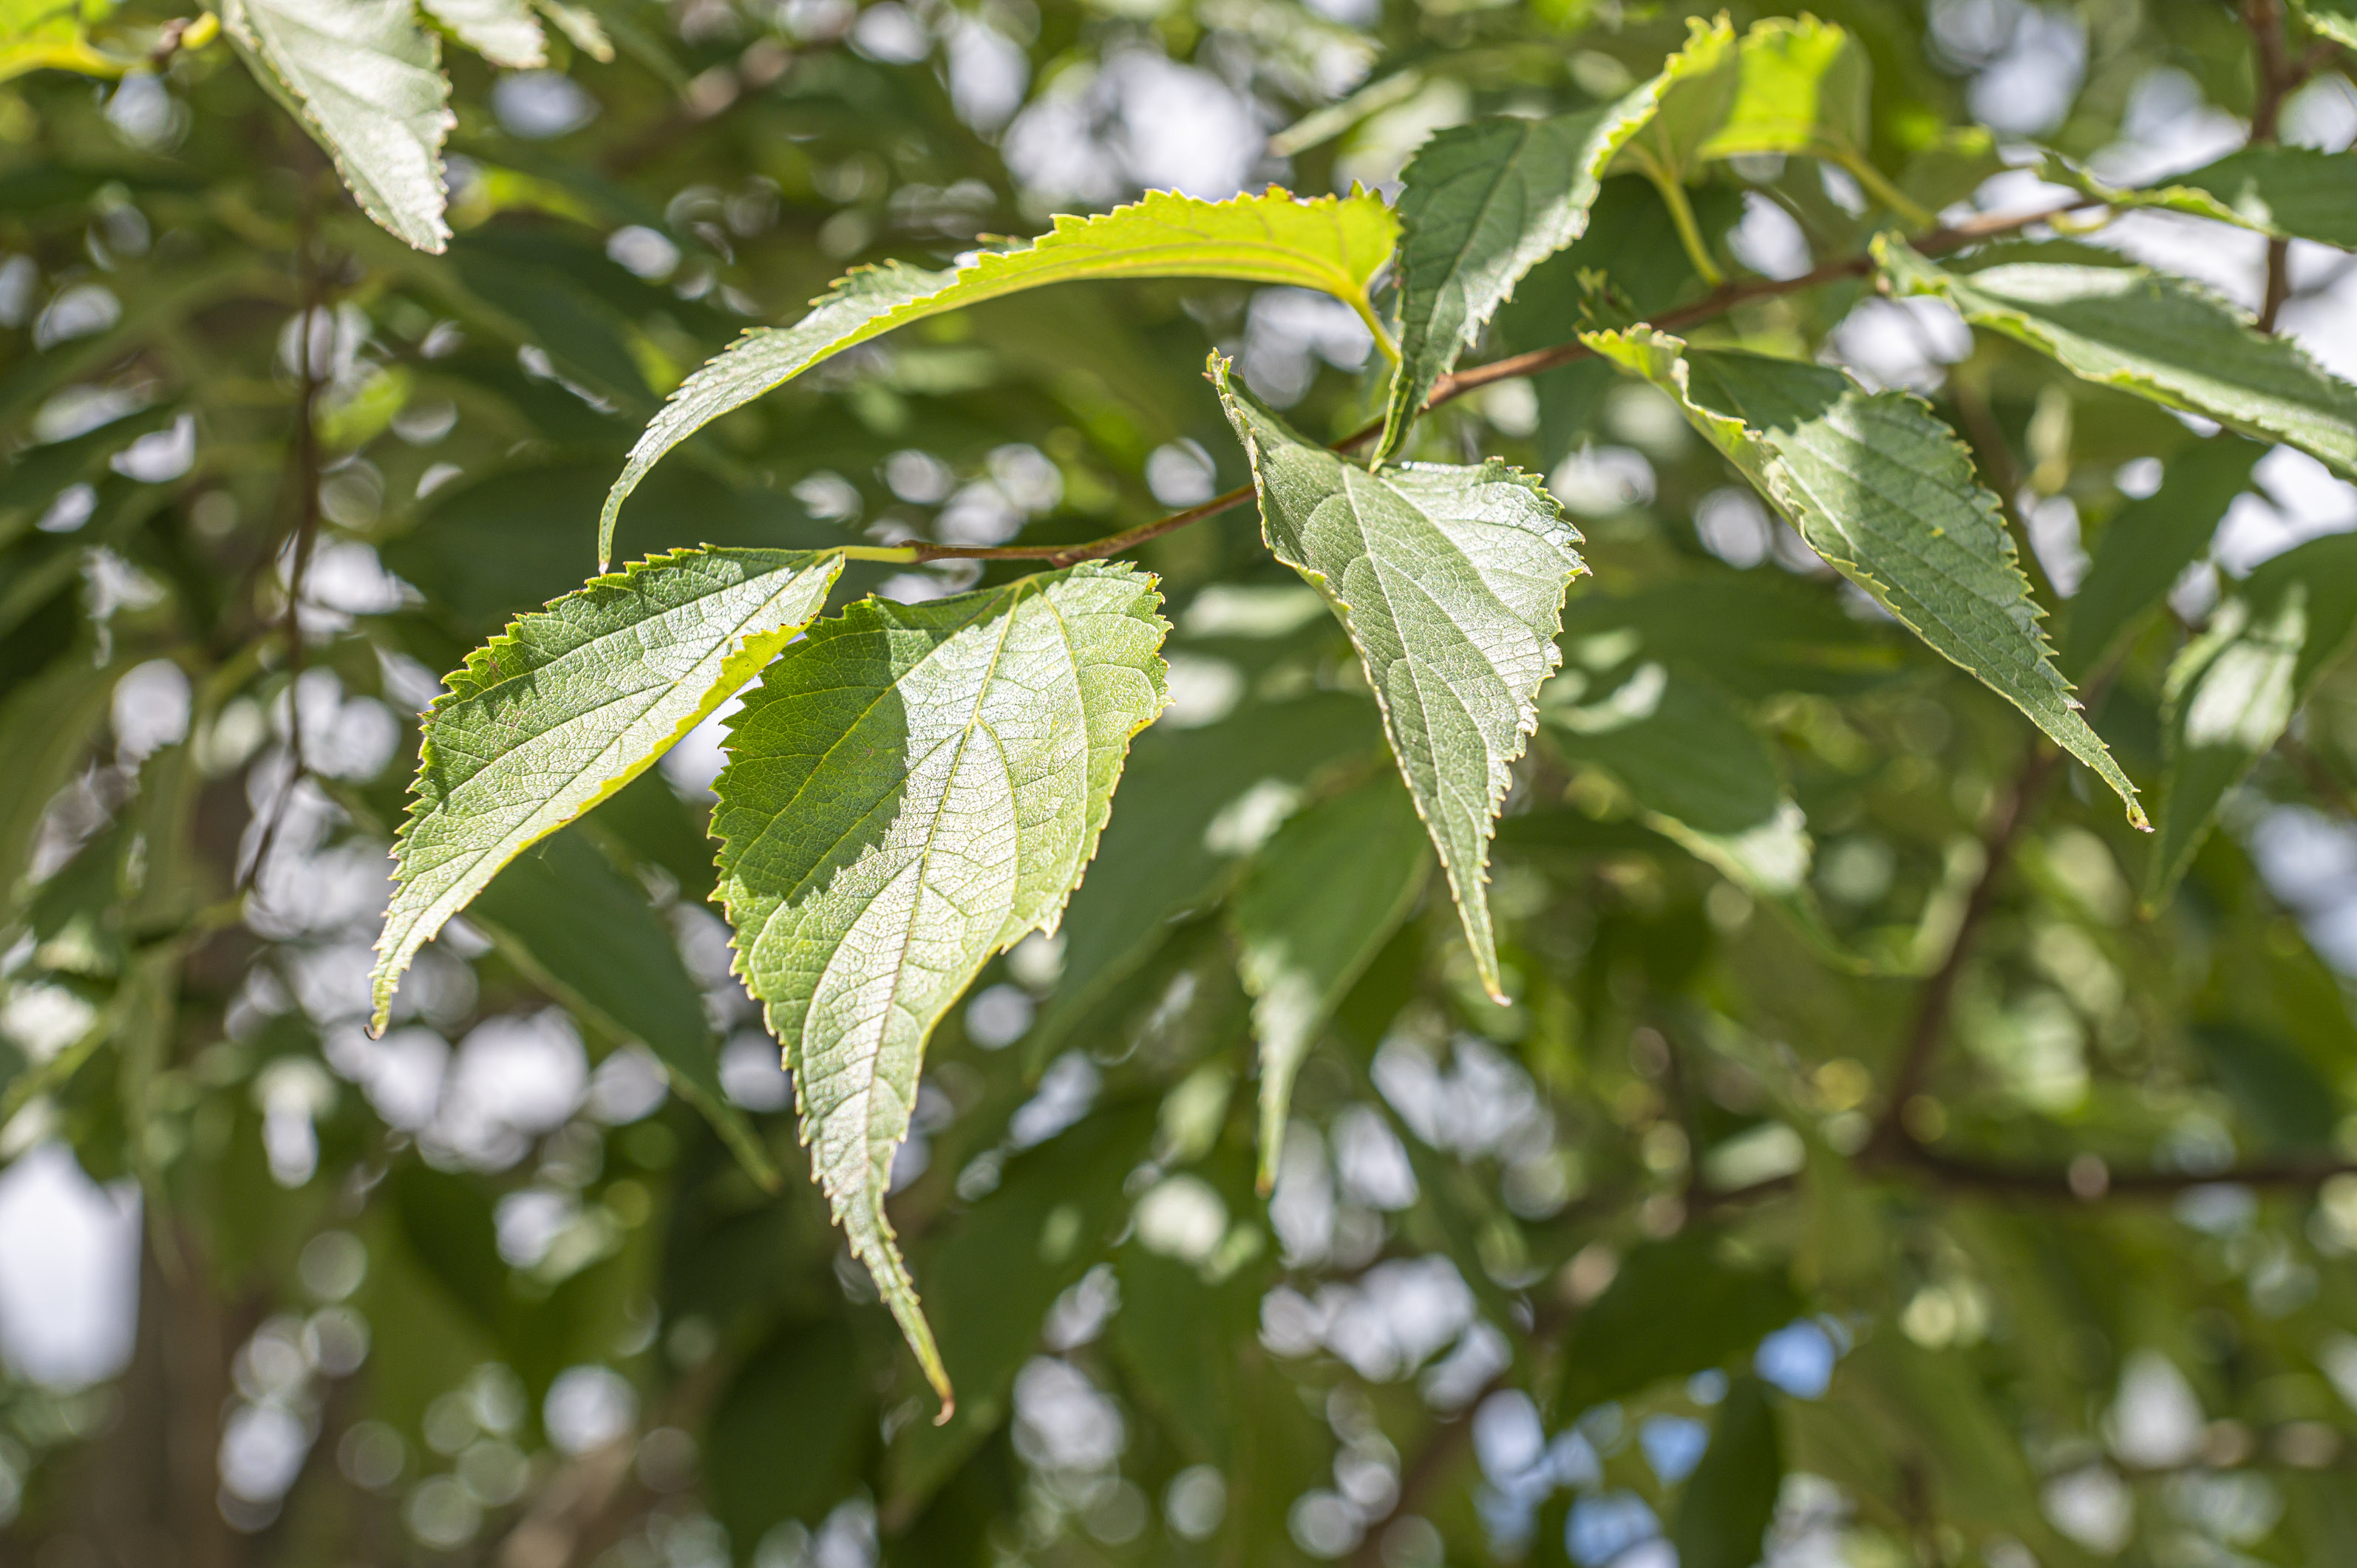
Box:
xmin=1543 ymin=664 xmax=1812 ymax=900
xmin=1212 ymin=353 xmax=1587 ymax=1001
xmin=2194 ymin=1023 xmax=2342 ymax=1151
xmin=1699 ymin=14 xmax=1866 ymax=162
xmin=2149 ymin=534 xmax=2357 ymax=904
xmin=0 ymin=653 xmax=115 ymax=907
xmin=223 ymin=0 xmax=456 ymax=253
xmin=712 ymin=563 xmax=1169 ymax=1409
xmin=1230 ymin=773 xmax=1429 ymax=1187
xmin=421 ymin=0 xmax=545 ymax=66
xmin=707 ymin=1317 xmax=877 ymax=1547
xmin=1584 ymin=326 xmax=2146 ymax=828
xmin=467 ymin=826 xmax=778 ymax=1188
xmin=1673 ymin=1379 xmax=1783 ymax=1568
xmin=2062 ymin=436 xmax=2259 ymax=678
xmin=1877 ymin=236 xmax=2357 ymax=483
xmin=1558 ymin=1230 xmax=1802 ymax=1414
xmin=2064 ymin=146 xmax=2357 ymax=250
xmin=0 ymin=0 xmax=117 ymax=81
xmin=1381 ymin=101 xmax=1656 ymax=457
xmin=370 ymin=547 xmax=844 ymax=1032
xmin=1029 ymin=688 xmax=1382 ymax=1059
xmin=601 ymin=187 xmax=1400 ymax=565
xmin=1604 ymin=13 xmax=1739 ymax=188
xmin=533 ymin=0 xmax=612 ymax=60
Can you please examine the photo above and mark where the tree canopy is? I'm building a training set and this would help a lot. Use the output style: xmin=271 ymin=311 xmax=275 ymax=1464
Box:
xmin=4 ymin=0 xmax=2357 ymax=1565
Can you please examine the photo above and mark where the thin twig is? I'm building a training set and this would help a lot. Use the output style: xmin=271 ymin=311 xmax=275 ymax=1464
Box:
xmin=1897 ymin=1142 xmax=2357 ymax=1198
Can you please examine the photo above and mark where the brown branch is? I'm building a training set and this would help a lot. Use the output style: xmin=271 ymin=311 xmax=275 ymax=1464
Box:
xmin=1895 ymin=1139 xmax=2357 ymax=1198
xmin=1864 ymin=745 xmax=2063 ymax=1165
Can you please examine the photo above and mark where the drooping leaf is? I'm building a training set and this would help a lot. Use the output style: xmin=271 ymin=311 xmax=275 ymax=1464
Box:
xmin=2058 ymin=146 xmax=2357 ymax=250
xmin=468 ymin=826 xmax=777 ymax=1187
xmin=601 ymin=187 xmax=1400 ymax=564
xmin=2149 ymin=534 xmax=2357 ymax=904
xmin=1877 ymin=237 xmax=2357 ymax=482
xmin=223 ymin=0 xmax=456 ymax=253
xmin=1558 ymin=1230 xmax=1803 ymax=1414
xmin=1381 ymin=98 xmax=1659 ymax=456
xmin=1213 ymin=353 xmax=1587 ymax=1001
xmin=2061 ymin=435 xmax=2259 ymax=678
xmin=370 ymin=547 xmax=844 ymax=1032
xmin=421 ymin=0 xmax=545 ymax=66
xmin=1585 ymin=327 xmax=2146 ymax=827
xmin=1229 ymin=773 xmax=1429 ymax=1187
xmin=1673 ymin=1378 xmax=1784 ymax=1568
xmin=712 ymin=563 xmax=1169 ymax=1408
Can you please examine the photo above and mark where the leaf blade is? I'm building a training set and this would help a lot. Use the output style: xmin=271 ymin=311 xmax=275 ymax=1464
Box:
xmin=1585 ymin=326 xmax=2146 ymax=827
xmin=1213 ymin=354 xmax=1587 ymax=999
xmin=2062 ymin=435 xmax=2259 ymax=678
xmin=224 ymin=0 xmax=456 ymax=253
xmin=370 ymin=547 xmax=844 ymax=1032
xmin=1230 ymin=773 xmax=1430 ymax=1187
xmin=1877 ymin=236 xmax=2357 ymax=482
xmin=421 ymin=0 xmax=546 ymax=67
xmin=712 ymin=563 xmax=1169 ymax=1407
xmin=601 ymin=187 xmax=1398 ymax=564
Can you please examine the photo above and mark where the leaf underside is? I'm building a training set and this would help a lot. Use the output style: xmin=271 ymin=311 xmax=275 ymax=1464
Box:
xmin=224 ymin=0 xmax=456 ymax=253
xmin=1586 ymin=326 xmax=2145 ymax=827
xmin=371 ymin=547 xmax=844 ymax=1032
xmin=1230 ymin=773 xmax=1430 ymax=1188
xmin=601 ymin=185 xmax=1399 ymax=564
xmin=1878 ymin=238 xmax=2357 ymax=483
xmin=712 ymin=562 xmax=1169 ymax=1410
xmin=1213 ymin=353 xmax=1586 ymax=1001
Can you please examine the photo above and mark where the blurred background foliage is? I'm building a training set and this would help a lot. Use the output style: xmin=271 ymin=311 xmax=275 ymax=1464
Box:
xmin=3 ymin=1 xmax=2357 ymax=1567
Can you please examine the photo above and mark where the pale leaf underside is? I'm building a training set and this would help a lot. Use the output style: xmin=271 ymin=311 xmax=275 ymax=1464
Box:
xmin=370 ymin=547 xmax=843 ymax=1032
xmin=421 ymin=0 xmax=548 ymax=67
xmin=225 ymin=0 xmax=456 ymax=253
xmin=1214 ymin=354 xmax=1586 ymax=1001
xmin=712 ymin=562 xmax=1169 ymax=1410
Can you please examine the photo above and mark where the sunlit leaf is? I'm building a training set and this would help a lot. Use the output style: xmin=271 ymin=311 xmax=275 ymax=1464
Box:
xmin=713 ymin=564 xmax=1169 ymax=1408
xmin=371 ymin=547 xmax=844 ymax=1032
xmin=421 ymin=0 xmax=545 ymax=66
xmin=2052 ymin=145 xmax=2357 ymax=250
xmin=1214 ymin=352 xmax=1586 ymax=1001
xmin=223 ymin=0 xmax=457 ymax=253
xmin=602 ymin=186 xmax=1399 ymax=564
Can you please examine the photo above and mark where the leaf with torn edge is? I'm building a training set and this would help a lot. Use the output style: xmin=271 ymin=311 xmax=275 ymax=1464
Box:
xmin=602 ymin=186 xmax=1399 ymax=565
xmin=370 ymin=547 xmax=843 ymax=1032
xmin=1230 ymin=772 xmax=1429 ymax=1189
xmin=1213 ymin=352 xmax=1587 ymax=1001
xmin=1585 ymin=326 xmax=2145 ymax=826
xmin=712 ymin=563 xmax=1169 ymax=1413
xmin=1877 ymin=236 xmax=2357 ymax=482
xmin=223 ymin=0 xmax=456 ymax=253
xmin=2149 ymin=533 xmax=2357 ymax=904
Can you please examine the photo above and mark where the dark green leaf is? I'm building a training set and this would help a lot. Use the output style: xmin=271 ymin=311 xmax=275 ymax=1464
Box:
xmin=1558 ymin=1231 xmax=1801 ymax=1414
xmin=2062 ymin=437 xmax=2260 ymax=678
xmin=1673 ymin=1378 xmax=1783 ymax=1568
